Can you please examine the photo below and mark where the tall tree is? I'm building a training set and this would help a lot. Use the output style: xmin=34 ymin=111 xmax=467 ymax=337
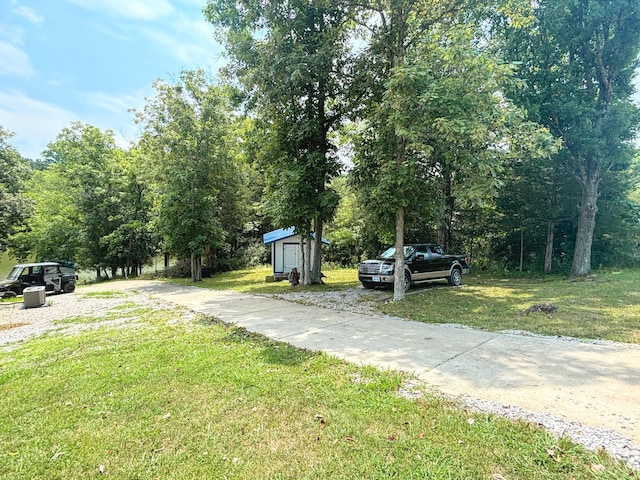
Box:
xmin=0 ymin=127 xmax=32 ymax=252
xmin=351 ymin=0 xmax=545 ymax=299
xmin=135 ymin=70 xmax=238 ymax=281
xmin=99 ymin=149 xmax=156 ymax=277
xmin=205 ymin=0 xmax=350 ymax=284
xmin=497 ymin=0 xmax=640 ymax=276
xmin=41 ymin=123 xmax=123 ymax=275
xmin=387 ymin=24 xmax=556 ymax=252
xmin=351 ymin=0 xmax=470 ymax=300
xmin=8 ymin=165 xmax=82 ymax=263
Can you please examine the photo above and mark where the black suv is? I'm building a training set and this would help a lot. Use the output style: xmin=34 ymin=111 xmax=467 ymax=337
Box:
xmin=0 ymin=262 xmax=77 ymax=298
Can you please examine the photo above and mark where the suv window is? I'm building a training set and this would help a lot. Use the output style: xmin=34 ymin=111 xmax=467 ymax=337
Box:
xmin=7 ymin=267 xmax=22 ymax=281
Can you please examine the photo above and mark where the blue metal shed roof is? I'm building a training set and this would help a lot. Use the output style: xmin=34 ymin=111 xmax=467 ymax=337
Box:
xmin=263 ymin=227 xmax=330 ymax=245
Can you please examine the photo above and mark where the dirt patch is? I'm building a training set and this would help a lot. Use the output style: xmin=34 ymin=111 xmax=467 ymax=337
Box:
xmin=0 ymin=322 xmax=27 ymax=332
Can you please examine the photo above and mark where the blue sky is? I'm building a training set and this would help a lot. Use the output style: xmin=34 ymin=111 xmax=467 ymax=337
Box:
xmin=1 ymin=1 xmax=638 ymax=160
xmin=0 ymin=0 xmax=225 ymax=159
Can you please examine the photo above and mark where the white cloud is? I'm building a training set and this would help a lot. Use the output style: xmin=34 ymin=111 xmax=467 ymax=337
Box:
xmin=0 ymin=90 xmax=143 ymax=159
xmin=13 ymin=5 xmax=44 ymax=24
xmin=0 ymin=41 xmax=34 ymax=77
xmin=140 ymin=15 xmax=223 ymax=66
xmin=0 ymin=91 xmax=76 ymax=158
xmin=82 ymin=90 xmax=147 ymax=149
xmin=84 ymin=91 xmax=141 ymax=115
xmin=141 ymin=27 xmax=210 ymax=65
xmin=67 ymin=0 xmax=174 ymax=20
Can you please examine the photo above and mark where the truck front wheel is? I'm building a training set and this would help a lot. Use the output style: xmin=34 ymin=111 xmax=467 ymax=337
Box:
xmin=448 ymin=268 xmax=462 ymax=286
xmin=403 ymin=272 xmax=411 ymax=292
xmin=63 ymin=282 xmax=76 ymax=293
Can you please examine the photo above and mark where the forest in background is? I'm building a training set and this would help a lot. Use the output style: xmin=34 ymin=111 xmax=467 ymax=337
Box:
xmin=1 ymin=0 xmax=639 ymax=289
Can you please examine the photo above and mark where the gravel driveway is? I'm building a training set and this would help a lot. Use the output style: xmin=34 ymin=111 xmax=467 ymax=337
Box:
xmin=0 ymin=286 xmax=385 ymax=347
xmin=0 ymin=290 xmax=174 ymax=348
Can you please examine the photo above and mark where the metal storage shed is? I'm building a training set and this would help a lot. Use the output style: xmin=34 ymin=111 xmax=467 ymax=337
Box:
xmin=263 ymin=227 xmax=329 ymax=280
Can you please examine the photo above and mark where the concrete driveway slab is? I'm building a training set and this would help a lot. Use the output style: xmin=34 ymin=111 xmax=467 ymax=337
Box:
xmin=422 ymin=333 xmax=640 ymax=440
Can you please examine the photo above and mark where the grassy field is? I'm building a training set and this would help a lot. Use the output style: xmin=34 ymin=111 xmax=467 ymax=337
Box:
xmin=0 ymin=251 xmax=20 ymax=279
xmin=0 ymin=297 xmax=632 ymax=479
xmin=167 ymin=265 xmax=360 ymax=294
xmin=381 ymin=270 xmax=640 ymax=344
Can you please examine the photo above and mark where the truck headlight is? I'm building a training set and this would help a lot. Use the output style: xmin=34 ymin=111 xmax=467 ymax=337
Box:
xmin=380 ymin=264 xmax=394 ymax=274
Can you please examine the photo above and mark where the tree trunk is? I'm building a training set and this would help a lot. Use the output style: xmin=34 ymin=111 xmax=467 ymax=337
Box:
xmin=205 ymin=244 xmax=212 ymax=269
xmin=570 ymin=175 xmax=600 ymax=276
xmin=544 ymin=219 xmax=554 ymax=273
xmin=519 ymin=227 xmax=524 ymax=272
xmin=191 ymin=252 xmax=202 ymax=282
xmin=437 ymin=171 xmax=454 ymax=252
xmin=303 ymin=236 xmax=311 ymax=286
xmin=393 ymin=207 xmax=406 ymax=302
xmin=310 ymin=217 xmax=324 ymax=284
xmin=299 ymin=236 xmax=306 ymax=285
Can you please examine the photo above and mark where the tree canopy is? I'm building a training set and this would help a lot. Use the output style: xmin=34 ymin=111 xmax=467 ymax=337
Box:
xmin=135 ymin=70 xmax=243 ymax=281
xmin=496 ymin=0 xmax=640 ymax=275
xmin=205 ymin=0 xmax=352 ymax=284
xmin=0 ymin=128 xmax=32 ymax=253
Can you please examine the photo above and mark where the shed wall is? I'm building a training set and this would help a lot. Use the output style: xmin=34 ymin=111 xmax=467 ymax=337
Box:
xmin=271 ymin=235 xmax=320 ymax=275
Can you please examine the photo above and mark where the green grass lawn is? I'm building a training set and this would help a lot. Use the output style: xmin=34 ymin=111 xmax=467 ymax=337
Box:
xmin=168 ymin=265 xmax=361 ymax=294
xmin=380 ymin=270 xmax=640 ymax=344
xmin=0 ymin=300 xmax=632 ymax=479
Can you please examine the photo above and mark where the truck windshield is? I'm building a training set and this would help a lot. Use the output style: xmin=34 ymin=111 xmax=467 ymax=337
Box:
xmin=6 ymin=267 xmax=23 ymax=281
xmin=379 ymin=246 xmax=416 ymax=259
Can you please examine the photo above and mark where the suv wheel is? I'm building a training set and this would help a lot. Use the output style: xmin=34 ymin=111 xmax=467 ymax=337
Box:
xmin=63 ymin=282 xmax=76 ymax=293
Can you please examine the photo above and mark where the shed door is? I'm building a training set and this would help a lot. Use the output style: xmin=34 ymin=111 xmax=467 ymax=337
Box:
xmin=283 ymin=244 xmax=299 ymax=273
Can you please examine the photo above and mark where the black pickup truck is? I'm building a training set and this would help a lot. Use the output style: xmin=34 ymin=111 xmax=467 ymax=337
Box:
xmin=358 ymin=244 xmax=470 ymax=291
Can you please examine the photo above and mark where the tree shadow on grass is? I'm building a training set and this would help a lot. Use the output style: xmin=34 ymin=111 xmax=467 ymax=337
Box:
xmin=198 ymin=315 xmax=318 ymax=366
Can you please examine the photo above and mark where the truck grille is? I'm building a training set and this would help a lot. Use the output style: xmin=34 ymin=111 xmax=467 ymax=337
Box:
xmin=359 ymin=262 xmax=381 ymax=274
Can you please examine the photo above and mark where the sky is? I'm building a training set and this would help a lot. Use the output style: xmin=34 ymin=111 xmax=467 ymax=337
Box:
xmin=1 ymin=1 xmax=639 ymax=160
xmin=0 ymin=0 xmax=226 ymax=159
